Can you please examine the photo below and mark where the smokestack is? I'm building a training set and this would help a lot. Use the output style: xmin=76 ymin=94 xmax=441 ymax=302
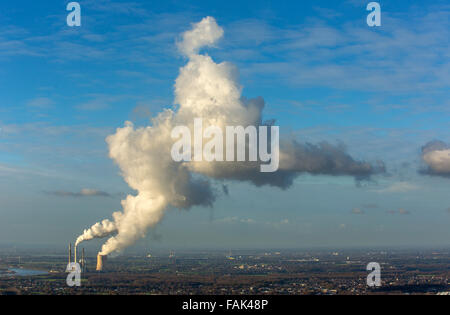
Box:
xmin=74 ymin=245 xmax=77 ymax=265
xmin=81 ymin=248 xmax=85 ymax=272
xmin=68 ymin=243 xmax=72 ymax=266
xmin=96 ymin=254 xmax=107 ymax=271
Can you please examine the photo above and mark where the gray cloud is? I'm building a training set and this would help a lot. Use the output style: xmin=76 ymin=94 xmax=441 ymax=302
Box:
xmin=280 ymin=140 xmax=385 ymax=180
xmin=222 ymin=184 xmax=229 ymax=196
xmin=198 ymin=138 xmax=385 ymax=191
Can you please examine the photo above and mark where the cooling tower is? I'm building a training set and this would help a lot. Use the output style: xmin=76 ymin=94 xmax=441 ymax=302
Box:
xmin=96 ymin=254 xmax=107 ymax=271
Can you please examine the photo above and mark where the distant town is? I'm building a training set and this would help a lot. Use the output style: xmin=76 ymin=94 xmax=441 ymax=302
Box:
xmin=0 ymin=248 xmax=449 ymax=295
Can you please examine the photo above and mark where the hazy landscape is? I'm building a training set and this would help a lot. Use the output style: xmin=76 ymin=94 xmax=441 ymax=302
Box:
xmin=1 ymin=247 xmax=449 ymax=295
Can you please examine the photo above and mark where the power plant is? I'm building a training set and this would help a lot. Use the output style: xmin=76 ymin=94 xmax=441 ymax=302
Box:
xmin=67 ymin=243 xmax=87 ymax=272
xmin=67 ymin=242 xmax=105 ymax=272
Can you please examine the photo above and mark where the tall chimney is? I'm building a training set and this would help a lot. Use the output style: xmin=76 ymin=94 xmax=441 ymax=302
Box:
xmin=96 ymin=254 xmax=107 ymax=271
xmin=81 ymin=248 xmax=85 ymax=272
xmin=68 ymin=243 xmax=72 ymax=266
xmin=74 ymin=245 xmax=77 ymax=265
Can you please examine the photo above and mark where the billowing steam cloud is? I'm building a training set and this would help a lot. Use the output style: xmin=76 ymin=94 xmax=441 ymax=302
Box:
xmin=75 ymin=219 xmax=117 ymax=247
xmin=76 ymin=17 xmax=383 ymax=255
xmin=421 ymin=140 xmax=450 ymax=177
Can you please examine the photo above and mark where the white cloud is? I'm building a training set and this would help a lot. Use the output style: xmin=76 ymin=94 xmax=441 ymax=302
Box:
xmin=421 ymin=141 xmax=450 ymax=176
xmin=351 ymin=208 xmax=364 ymax=215
xmin=222 ymin=8 xmax=449 ymax=94
xmin=45 ymin=188 xmax=111 ymax=197
xmin=177 ymin=16 xmax=224 ymax=57
xmin=373 ymin=182 xmax=420 ymax=194
xmin=26 ymin=97 xmax=53 ymax=108
xmin=215 ymin=217 xmax=255 ymax=224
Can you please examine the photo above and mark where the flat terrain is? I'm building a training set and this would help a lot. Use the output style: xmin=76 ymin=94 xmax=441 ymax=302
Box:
xmin=0 ymin=249 xmax=449 ymax=295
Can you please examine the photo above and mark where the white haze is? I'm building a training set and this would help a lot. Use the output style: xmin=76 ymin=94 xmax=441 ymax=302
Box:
xmin=76 ymin=17 xmax=383 ymax=256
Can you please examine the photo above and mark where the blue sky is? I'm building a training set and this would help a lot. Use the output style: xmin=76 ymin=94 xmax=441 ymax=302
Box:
xmin=0 ymin=0 xmax=449 ymax=251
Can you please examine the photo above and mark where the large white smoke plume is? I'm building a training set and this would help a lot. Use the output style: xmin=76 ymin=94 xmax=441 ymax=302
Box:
xmin=75 ymin=219 xmax=117 ymax=247
xmin=76 ymin=17 xmax=384 ymax=255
